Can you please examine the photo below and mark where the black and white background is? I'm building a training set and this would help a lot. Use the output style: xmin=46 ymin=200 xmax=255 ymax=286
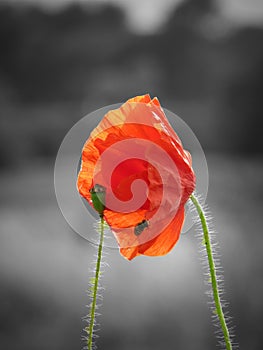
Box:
xmin=0 ymin=0 xmax=263 ymax=349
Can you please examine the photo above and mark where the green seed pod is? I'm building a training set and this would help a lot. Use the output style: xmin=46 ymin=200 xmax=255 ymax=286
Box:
xmin=89 ymin=184 xmax=106 ymax=217
xmin=134 ymin=219 xmax=149 ymax=236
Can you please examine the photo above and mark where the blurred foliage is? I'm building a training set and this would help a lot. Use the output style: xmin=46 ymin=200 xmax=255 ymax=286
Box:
xmin=0 ymin=0 xmax=263 ymax=168
xmin=0 ymin=4 xmax=263 ymax=350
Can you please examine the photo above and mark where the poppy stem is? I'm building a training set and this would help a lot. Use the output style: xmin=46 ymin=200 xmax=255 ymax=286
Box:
xmin=86 ymin=216 xmax=105 ymax=350
xmin=190 ymin=194 xmax=232 ymax=350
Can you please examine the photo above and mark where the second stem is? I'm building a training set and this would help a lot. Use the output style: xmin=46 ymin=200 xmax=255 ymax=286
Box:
xmin=190 ymin=194 xmax=232 ymax=350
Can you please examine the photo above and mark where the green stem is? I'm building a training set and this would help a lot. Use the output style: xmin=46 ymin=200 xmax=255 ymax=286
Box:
xmin=87 ymin=216 xmax=105 ymax=350
xmin=190 ymin=194 xmax=232 ymax=350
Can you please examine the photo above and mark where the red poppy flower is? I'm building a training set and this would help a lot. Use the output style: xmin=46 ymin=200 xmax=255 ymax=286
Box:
xmin=77 ymin=94 xmax=195 ymax=260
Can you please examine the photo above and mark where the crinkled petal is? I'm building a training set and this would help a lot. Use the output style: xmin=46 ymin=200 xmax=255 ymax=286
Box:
xmin=77 ymin=94 xmax=196 ymax=258
xmin=119 ymin=206 xmax=185 ymax=260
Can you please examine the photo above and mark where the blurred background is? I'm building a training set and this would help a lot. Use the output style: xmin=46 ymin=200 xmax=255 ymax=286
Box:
xmin=0 ymin=0 xmax=263 ymax=349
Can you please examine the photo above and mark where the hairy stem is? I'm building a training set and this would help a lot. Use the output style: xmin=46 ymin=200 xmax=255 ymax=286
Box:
xmin=87 ymin=216 xmax=105 ymax=350
xmin=190 ymin=194 xmax=232 ymax=350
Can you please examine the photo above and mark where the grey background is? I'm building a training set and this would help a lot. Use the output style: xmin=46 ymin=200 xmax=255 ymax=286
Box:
xmin=0 ymin=0 xmax=263 ymax=349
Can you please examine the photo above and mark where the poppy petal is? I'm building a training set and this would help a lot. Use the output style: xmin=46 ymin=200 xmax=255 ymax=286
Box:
xmin=127 ymin=94 xmax=151 ymax=104
xmin=119 ymin=206 xmax=185 ymax=260
xmin=77 ymin=95 xmax=195 ymax=258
